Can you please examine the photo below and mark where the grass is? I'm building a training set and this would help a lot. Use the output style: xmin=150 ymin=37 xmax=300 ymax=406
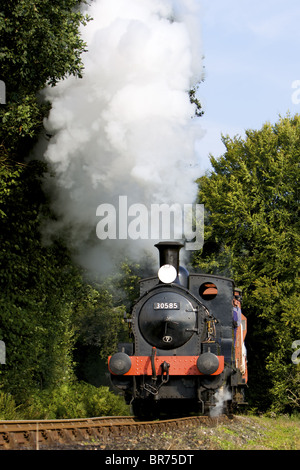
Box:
xmin=210 ymin=415 xmax=300 ymax=450
xmin=249 ymin=415 xmax=300 ymax=450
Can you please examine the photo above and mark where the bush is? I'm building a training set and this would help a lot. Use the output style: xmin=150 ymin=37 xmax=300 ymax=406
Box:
xmin=0 ymin=391 xmax=22 ymax=420
xmin=22 ymin=382 xmax=130 ymax=419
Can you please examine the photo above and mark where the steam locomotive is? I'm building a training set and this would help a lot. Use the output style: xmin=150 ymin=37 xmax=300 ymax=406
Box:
xmin=108 ymin=242 xmax=248 ymax=418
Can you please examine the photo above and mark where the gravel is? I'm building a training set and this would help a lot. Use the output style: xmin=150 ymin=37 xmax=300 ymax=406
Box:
xmin=33 ymin=415 xmax=273 ymax=451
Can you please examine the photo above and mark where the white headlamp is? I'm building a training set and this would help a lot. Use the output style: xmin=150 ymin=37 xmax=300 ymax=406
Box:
xmin=158 ymin=264 xmax=177 ymax=284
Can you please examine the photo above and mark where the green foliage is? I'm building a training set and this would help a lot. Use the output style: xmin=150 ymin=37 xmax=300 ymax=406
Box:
xmin=189 ymin=85 xmax=204 ymax=117
xmin=0 ymin=1 xmax=91 ymax=404
xmin=72 ymin=258 xmax=153 ymax=362
xmin=24 ymin=383 xmax=130 ymax=419
xmin=195 ymin=114 xmax=300 ymax=413
xmin=0 ymin=384 xmax=130 ymax=419
xmin=0 ymin=0 xmax=90 ymax=158
xmin=0 ymin=94 xmax=49 ymax=157
xmin=0 ymin=160 xmax=83 ymax=398
xmin=104 ymin=258 xmax=153 ymax=310
xmin=0 ymin=0 xmax=89 ymax=92
xmin=0 ymin=391 xmax=20 ymax=420
xmin=73 ymin=283 xmax=129 ymax=359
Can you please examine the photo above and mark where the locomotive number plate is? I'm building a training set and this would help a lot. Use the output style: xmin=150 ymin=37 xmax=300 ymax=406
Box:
xmin=153 ymin=302 xmax=180 ymax=309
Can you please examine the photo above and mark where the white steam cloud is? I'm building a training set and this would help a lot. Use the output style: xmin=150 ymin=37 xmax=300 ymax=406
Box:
xmin=41 ymin=0 xmax=205 ymax=275
xmin=210 ymin=386 xmax=232 ymax=417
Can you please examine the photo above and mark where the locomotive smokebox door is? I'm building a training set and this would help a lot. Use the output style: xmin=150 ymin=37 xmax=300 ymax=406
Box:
xmin=138 ymin=290 xmax=197 ymax=350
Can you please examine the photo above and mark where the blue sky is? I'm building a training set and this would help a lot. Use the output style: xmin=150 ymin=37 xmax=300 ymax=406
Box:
xmin=196 ymin=0 xmax=300 ymax=170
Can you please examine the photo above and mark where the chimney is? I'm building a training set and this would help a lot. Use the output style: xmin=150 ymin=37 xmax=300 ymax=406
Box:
xmin=155 ymin=241 xmax=184 ymax=272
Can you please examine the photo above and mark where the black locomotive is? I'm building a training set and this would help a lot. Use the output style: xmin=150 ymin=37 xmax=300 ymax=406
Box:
xmin=108 ymin=242 xmax=247 ymax=418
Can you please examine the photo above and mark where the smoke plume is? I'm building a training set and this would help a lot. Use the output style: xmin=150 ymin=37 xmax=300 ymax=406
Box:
xmin=41 ymin=0 xmax=205 ymax=275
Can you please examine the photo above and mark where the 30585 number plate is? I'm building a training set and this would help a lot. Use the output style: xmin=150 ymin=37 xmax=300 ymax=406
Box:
xmin=153 ymin=302 xmax=180 ymax=309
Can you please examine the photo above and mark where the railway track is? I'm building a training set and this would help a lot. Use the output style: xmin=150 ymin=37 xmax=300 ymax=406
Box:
xmin=0 ymin=415 xmax=211 ymax=449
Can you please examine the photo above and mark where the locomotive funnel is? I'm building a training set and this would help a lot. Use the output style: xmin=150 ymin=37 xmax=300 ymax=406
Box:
xmin=155 ymin=241 xmax=184 ymax=272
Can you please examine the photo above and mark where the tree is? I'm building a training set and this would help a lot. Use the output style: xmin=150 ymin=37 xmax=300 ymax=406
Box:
xmin=0 ymin=159 xmax=86 ymax=397
xmin=0 ymin=0 xmax=89 ymax=158
xmin=72 ymin=260 xmax=151 ymax=386
xmin=73 ymin=283 xmax=128 ymax=360
xmin=194 ymin=114 xmax=300 ymax=412
xmin=0 ymin=0 xmax=90 ymax=399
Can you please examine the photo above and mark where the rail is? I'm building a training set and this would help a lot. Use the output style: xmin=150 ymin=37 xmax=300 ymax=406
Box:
xmin=0 ymin=415 xmax=211 ymax=449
